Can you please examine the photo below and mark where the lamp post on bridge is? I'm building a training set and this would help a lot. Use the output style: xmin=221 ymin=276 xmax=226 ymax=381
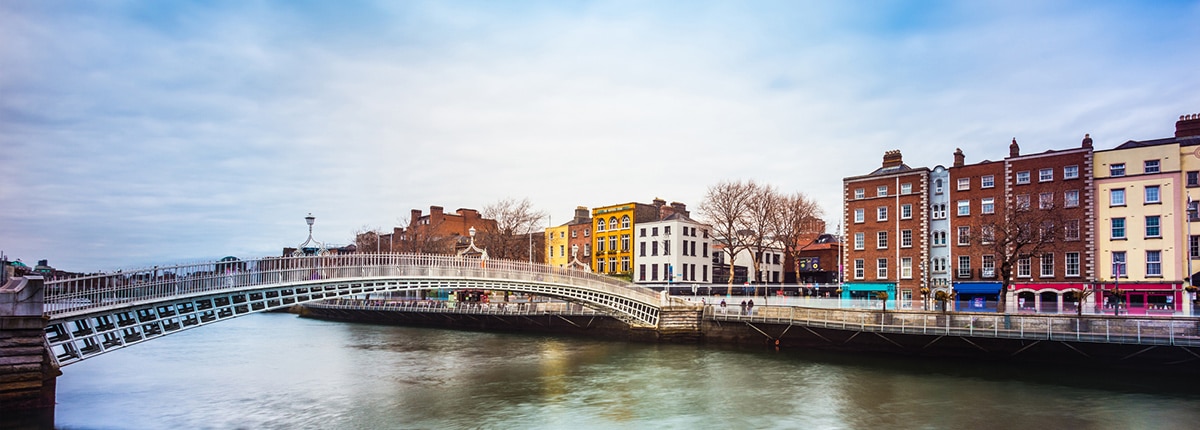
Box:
xmin=293 ymin=213 xmax=326 ymax=257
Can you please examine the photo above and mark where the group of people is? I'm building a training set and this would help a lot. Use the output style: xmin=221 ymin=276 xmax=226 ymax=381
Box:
xmin=717 ymin=299 xmax=756 ymax=315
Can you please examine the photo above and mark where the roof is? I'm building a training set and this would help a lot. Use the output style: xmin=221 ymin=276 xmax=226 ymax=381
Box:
xmin=1112 ymin=135 xmax=1200 ymax=150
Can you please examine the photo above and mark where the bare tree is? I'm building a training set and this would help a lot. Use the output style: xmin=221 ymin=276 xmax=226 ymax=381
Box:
xmin=699 ymin=180 xmax=758 ymax=294
xmin=479 ymin=197 xmax=547 ymax=261
xmin=394 ymin=216 xmax=454 ymax=255
xmin=354 ymin=225 xmax=384 ymax=253
xmin=977 ymin=201 xmax=1068 ymax=313
xmin=743 ymin=183 xmax=778 ymax=284
xmin=768 ymin=191 xmax=824 ymax=283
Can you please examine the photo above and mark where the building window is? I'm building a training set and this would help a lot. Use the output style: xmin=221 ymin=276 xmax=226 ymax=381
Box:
xmin=958 ymin=178 xmax=970 ymax=191
xmin=609 ymin=218 xmax=617 ymax=231
xmin=621 ymin=257 xmax=630 ymax=272
xmin=901 ymin=229 xmax=912 ymax=248
xmin=876 ymin=258 xmax=888 ymax=279
xmin=1146 ymin=250 xmax=1162 ymax=277
xmin=901 ymin=183 xmax=912 ymax=194
xmin=1066 ymin=252 xmax=1080 ymax=277
xmin=981 ymin=225 xmax=995 ymax=244
xmin=1144 ymin=160 xmax=1160 ymax=174
xmin=640 ymin=228 xmax=646 ymax=237
xmin=855 ymin=188 xmax=865 ymax=199
xmin=982 ymin=175 xmax=995 ymax=188
xmin=662 ymin=240 xmax=670 ymax=255
xmin=1039 ymin=168 xmax=1053 ymax=182
xmin=638 ymin=264 xmax=646 ymax=281
xmin=935 ymin=178 xmax=944 ymax=194
xmin=597 ymin=218 xmax=606 ymax=232
xmin=1111 ymin=218 xmax=1126 ymax=239
xmin=1111 ymin=163 xmax=1126 ymax=177
xmin=1016 ymin=171 xmax=1030 ymax=184
xmin=932 ymin=204 xmax=946 ymax=219
xmin=1064 ymin=190 xmax=1079 ymax=208
xmin=621 ymin=216 xmax=630 ymax=229
xmin=597 ymin=239 xmax=605 ymax=252
xmin=901 ymin=258 xmax=913 ymax=279
xmin=609 ymin=236 xmax=617 ymax=252
xmin=957 ymin=226 xmax=970 ymax=245
xmin=854 ymin=208 xmax=865 ymax=223
xmin=1039 ymin=192 xmax=1054 ymax=209
xmin=1040 ymin=253 xmax=1054 ymax=278
xmin=1065 ymin=219 xmax=1080 ymax=241
xmin=854 ymin=259 xmax=864 ymax=279
xmin=650 ymin=241 xmax=657 ymax=256
xmin=702 ymin=243 xmax=708 ymax=257
xmin=957 ymin=200 xmax=970 ymax=216
xmin=932 ymin=231 xmax=946 ymax=246
xmin=877 ymin=206 xmax=888 ymax=221
xmin=583 ymin=244 xmax=590 ymax=256
xmin=982 ymin=255 xmax=995 ymax=278
xmin=1111 ymin=188 xmax=1125 ymax=206
xmin=1189 ymin=171 xmax=1200 ymax=187
xmin=1145 ymin=185 xmax=1160 ymax=204
xmin=1016 ymin=194 xmax=1031 ymax=210
xmin=981 ymin=197 xmax=995 ymax=214
xmin=584 ymin=228 xmax=590 ymax=237
xmin=854 ymin=232 xmax=865 ymax=250
xmin=957 ymin=256 xmax=970 ymax=278
xmin=1192 ymin=235 xmax=1200 ymax=259
xmin=1146 ymin=215 xmax=1161 ymax=238
xmin=639 ymin=242 xmax=646 ymax=256
xmin=572 ymin=230 xmax=577 ymax=238
xmin=664 ymin=226 xmax=671 ymax=235
xmin=1018 ymin=257 xmax=1031 ymax=278
xmin=877 ymin=185 xmax=888 ymax=197
xmin=1112 ymin=251 xmax=1127 ymax=278
xmin=621 ymin=234 xmax=630 ymax=251
xmin=901 ymin=204 xmax=912 ymax=219
xmin=877 ymin=231 xmax=888 ymax=249
xmin=933 ymin=258 xmax=945 ymax=273
xmin=1064 ymin=165 xmax=1079 ymax=179
xmin=652 ymin=227 xmax=659 ymax=236
xmin=599 ymin=259 xmax=607 ymax=273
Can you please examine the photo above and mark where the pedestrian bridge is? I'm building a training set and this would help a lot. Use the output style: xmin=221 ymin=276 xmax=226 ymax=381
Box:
xmin=39 ymin=254 xmax=685 ymax=366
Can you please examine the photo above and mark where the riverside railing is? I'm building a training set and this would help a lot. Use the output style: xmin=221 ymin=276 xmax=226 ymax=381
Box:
xmin=706 ymin=305 xmax=1200 ymax=347
xmin=312 ymin=298 xmax=607 ymax=317
xmin=43 ymin=253 xmax=675 ymax=317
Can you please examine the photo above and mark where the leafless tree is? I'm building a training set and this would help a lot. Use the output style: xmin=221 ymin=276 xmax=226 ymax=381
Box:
xmin=768 ymin=191 xmax=825 ymax=280
xmin=353 ymin=225 xmax=385 ymax=253
xmin=699 ymin=180 xmax=759 ymax=293
xmin=394 ymin=216 xmax=454 ymax=255
xmin=977 ymin=202 xmax=1068 ymax=313
xmin=478 ymin=197 xmax=547 ymax=261
xmin=743 ymin=183 xmax=778 ymax=284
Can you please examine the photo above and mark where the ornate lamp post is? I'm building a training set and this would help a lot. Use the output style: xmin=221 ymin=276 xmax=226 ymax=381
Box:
xmin=294 ymin=213 xmax=325 ymax=256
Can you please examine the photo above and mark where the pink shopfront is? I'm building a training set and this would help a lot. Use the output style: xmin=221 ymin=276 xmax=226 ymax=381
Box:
xmin=1011 ymin=282 xmax=1184 ymax=315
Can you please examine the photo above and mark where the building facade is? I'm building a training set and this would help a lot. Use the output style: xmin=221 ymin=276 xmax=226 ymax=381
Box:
xmin=633 ymin=211 xmax=713 ymax=291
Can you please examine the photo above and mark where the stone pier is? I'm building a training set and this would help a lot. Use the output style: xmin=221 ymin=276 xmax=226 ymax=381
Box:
xmin=0 ymin=276 xmax=59 ymax=427
xmin=655 ymin=306 xmax=704 ymax=342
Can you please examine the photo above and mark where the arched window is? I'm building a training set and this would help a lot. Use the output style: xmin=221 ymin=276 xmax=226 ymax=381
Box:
xmin=597 ymin=218 xmax=606 ymax=232
xmin=621 ymin=215 xmax=630 ymax=229
xmin=609 ymin=218 xmax=618 ymax=230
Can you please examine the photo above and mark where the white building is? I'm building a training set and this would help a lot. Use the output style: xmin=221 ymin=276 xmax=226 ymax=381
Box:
xmin=634 ymin=213 xmax=713 ymax=287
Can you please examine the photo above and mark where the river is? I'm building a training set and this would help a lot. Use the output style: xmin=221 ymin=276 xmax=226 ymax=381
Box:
xmin=54 ymin=312 xmax=1200 ymax=429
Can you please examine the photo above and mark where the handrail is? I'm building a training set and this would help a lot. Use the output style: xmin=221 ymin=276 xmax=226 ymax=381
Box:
xmin=705 ymin=305 xmax=1200 ymax=347
xmin=43 ymin=253 xmax=674 ymax=317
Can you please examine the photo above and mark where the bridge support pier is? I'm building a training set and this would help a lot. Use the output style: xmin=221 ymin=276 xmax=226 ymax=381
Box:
xmin=0 ymin=276 xmax=59 ymax=427
xmin=656 ymin=306 xmax=704 ymax=342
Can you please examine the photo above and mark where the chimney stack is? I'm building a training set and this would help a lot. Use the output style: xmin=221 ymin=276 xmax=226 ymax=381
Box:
xmin=953 ymin=148 xmax=965 ymax=167
xmin=574 ymin=206 xmax=590 ymax=222
xmin=882 ymin=150 xmax=903 ymax=168
xmin=660 ymin=205 xmax=675 ymax=220
xmin=1177 ymin=113 xmax=1200 ymax=138
xmin=670 ymin=202 xmax=689 ymax=217
xmin=1009 ymin=138 xmax=1020 ymax=157
xmin=1082 ymin=133 xmax=1093 ymax=148
xmin=411 ymin=209 xmax=422 ymax=223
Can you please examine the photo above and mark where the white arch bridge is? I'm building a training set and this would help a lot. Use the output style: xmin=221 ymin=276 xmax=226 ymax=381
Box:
xmin=42 ymin=254 xmax=688 ymax=366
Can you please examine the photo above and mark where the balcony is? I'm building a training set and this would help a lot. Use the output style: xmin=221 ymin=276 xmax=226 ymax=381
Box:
xmin=980 ymin=268 xmax=996 ymax=279
xmin=956 ymin=269 xmax=971 ymax=279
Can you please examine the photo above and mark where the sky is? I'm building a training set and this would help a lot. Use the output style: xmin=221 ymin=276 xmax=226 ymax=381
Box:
xmin=2 ymin=0 xmax=1199 ymax=272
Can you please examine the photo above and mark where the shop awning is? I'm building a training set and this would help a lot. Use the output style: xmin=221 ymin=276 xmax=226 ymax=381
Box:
xmin=953 ymin=282 xmax=1002 ymax=294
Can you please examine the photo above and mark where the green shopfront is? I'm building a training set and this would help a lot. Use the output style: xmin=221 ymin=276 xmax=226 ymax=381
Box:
xmin=840 ymin=282 xmax=896 ymax=309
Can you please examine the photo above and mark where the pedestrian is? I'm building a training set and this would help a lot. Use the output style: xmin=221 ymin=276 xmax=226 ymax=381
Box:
xmin=720 ymin=299 xmax=727 ymax=314
xmin=740 ymin=300 xmax=747 ymax=315
xmin=748 ymin=299 xmax=755 ymax=315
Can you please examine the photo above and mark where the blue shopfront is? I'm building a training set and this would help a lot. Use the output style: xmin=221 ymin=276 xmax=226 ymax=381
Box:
xmin=953 ymin=282 xmax=1002 ymax=312
xmin=840 ymin=282 xmax=897 ymax=309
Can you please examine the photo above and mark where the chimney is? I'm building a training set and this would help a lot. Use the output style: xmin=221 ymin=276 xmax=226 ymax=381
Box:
xmin=1177 ymin=113 xmax=1200 ymax=138
xmin=670 ymin=202 xmax=689 ymax=217
xmin=574 ymin=206 xmax=590 ymax=222
xmin=882 ymin=150 xmax=903 ymax=168
xmin=660 ymin=205 xmax=675 ymax=220
xmin=411 ymin=209 xmax=422 ymax=223
xmin=430 ymin=206 xmax=443 ymax=216
xmin=953 ymin=148 xmax=965 ymax=167
xmin=1082 ymin=133 xmax=1093 ymax=148
xmin=652 ymin=198 xmax=666 ymax=209
xmin=1009 ymin=138 xmax=1020 ymax=157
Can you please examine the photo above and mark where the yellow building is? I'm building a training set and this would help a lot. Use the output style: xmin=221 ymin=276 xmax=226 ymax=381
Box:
xmin=544 ymin=224 xmax=570 ymax=268
xmin=591 ymin=201 xmax=662 ymax=277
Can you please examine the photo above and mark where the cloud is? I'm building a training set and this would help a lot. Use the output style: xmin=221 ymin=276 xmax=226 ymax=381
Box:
xmin=1 ymin=0 xmax=1198 ymax=270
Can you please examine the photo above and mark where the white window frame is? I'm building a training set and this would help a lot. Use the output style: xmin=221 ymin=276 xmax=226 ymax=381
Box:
xmin=1066 ymin=252 xmax=1080 ymax=277
xmin=901 ymin=257 xmax=913 ymax=279
xmin=1065 ymin=190 xmax=1079 ymax=208
xmin=877 ymin=206 xmax=888 ymax=221
xmin=1111 ymin=163 xmax=1126 ymax=177
xmin=901 ymin=183 xmax=912 ymax=194
xmin=1145 ymin=185 xmax=1160 ymax=204
xmin=957 ymin=200 xmax=969 ymax=216
xmin=877 ymin=231 xmax=888 ymax=249
xmin=901 ymin=204 xmax=912 ymax=219
xmin=1146 ymin=250 xmax=1162 ymax=277
xmin=957 ymin=226 xmax=970 ymax=245
xmin=1039 ymin=168 xmax=1053 ymax=182
xmin=854 ymin=232 xmax=865 ymax=250
xmin=981 ymin=175 xmax=995 ymax=189
xmin=1064 ymin=165 xmax=1079 ymax=179
xmin=877 ymin=185 xmax=887 ymax=197
xmin=1016 ymin=171 xmax=1030 ymax=184
xmin=1144 ymin=160 xmax=1160 ymax=174
xmin=1040 ymin=253 xmax=1054 ymax=278
xmin=1111 ymin=188 xmax=1125 ymax=206
xmin=854 ymin=259 xmax=865 ymax=279
xmin=854 ymin=188 xmax=865 ymax=199
xmin=876 ymin=258 xmax=888 ymax=279
xmin=981 ymin=197 xmax=995 ymax=214
xmin=1018 ymin=257 xmax=1032 ymax=278
xmin=901 ymin=229 xmax=912 ymax=248
xmin=854 ymin=208 xmax=865 ymax=223
xmin=957 ymin=178 xmax=970 ymax=191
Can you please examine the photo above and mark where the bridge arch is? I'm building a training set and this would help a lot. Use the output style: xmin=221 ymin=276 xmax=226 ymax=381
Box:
xmin=43 ymin=254 xmax=682 ymax=366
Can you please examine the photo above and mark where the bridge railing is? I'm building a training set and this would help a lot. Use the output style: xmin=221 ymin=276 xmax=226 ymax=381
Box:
xmin=312 ymin=298 xmax=607 ymax=317
xmin=43 ymin=253 xmax=667 ymax=317
xmin=706 ymin=305 xmax=1200 ymax=346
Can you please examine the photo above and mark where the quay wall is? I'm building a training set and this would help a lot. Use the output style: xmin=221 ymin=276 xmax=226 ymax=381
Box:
xmin=301 ymin=302 xmax=1200 ymax=373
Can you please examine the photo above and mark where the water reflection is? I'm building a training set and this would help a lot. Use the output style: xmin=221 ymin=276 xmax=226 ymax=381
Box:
xmin=56 ymin=313 xmax=1200 ymax=429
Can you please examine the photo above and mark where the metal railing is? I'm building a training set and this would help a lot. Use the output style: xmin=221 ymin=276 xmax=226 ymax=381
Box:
xmin=705 ymin=305 xmax=1200 ymax=346
xmin=43 ymin=253 xmax=676 ymax=317
xmin=311 ymin=298 xmax=607 ymax=317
